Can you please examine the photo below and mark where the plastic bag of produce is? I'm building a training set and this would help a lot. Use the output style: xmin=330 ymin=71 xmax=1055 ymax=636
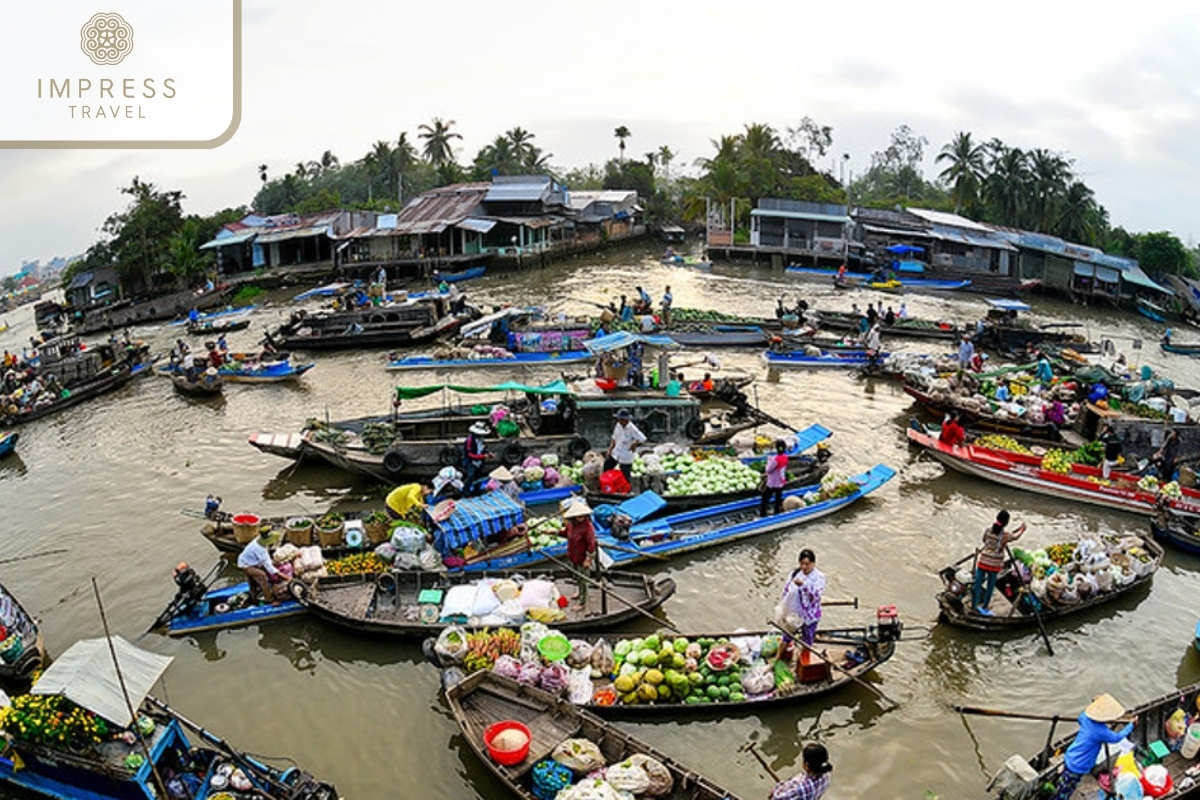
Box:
xmin=539 ymin=661 xmax=570 ymax=695
xmin=552 ymin=739 xmax=606 ymax=774
xmin=520 ymin=622 xmax=551 ymax=661
xmin=517 ymin=660 xmax=543 ymax=686
xmin=493 ymin=579 xmax=521 ymax=603
xmin=471 ymin=581 xmax=502 ymax=617
xmin=741 ymin=663 xmax=775 ymax=696
xmin=566 ymin=667 xmax=593 ymax=705
xmin=604 ymin=761 xmax=651 ymax=795
xmin=599 ymin=469 xmax=631 ymax=495
xmin=531 ymin=759 xmax=574 ymax=800
xmin=434 ymin=626 xmax=468 ymax=663
xmin=492 ymin=654 xmax=522 ymax=680
xmin=729 ymin=633 xmax=762 ymax=664
xmin=556 ymin=779 xmax=620 ymax=800
xmin=440 ymin=586 xmax=476 ymax=620
xmin=390 ymin=525 xmax=426 ymax=554
xmin=496 ymin=599 xmax=526 ymax=624
xmin=1165 ymin=708 xmax=1188 ymax=749
xmin=373 ymin=542 xmax=398 ymax=563
xmin=518 ymin=579 xmax=556 ymax=610
xmin=418 ymin=547 xmax=443 ymax=572
xmin=275 ymin=562 xmax=294 ymax=580
xmin=272 ymin=543 xmax=301 ymax=564
xmin=591 ymin=639 xmax=615 ymax=675
xmin=627 ymin=754 xmax=673 ymax=797
xmin=567 ymin=640 xmax=594 ymax=669
xmin=394 ymin=552 xmax=418 ymax=569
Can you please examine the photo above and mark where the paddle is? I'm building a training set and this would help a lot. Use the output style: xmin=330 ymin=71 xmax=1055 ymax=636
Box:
xmin=1004 ymin=542 xmax=1054 ymax=657
xmin=767 ymin=618 xmax=898 ymax=709
xmin=536 ymin=547 xmax=679 ymax=633
xmin=953 ymin=705 xmax=1064 ymax=723
xmin=738 ymin=741 xmax=781 ymax=782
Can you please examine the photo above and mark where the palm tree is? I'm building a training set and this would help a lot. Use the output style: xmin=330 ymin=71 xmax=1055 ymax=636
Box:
xmin=1028 ymin=148 xmax=1071 ymax=232
xmin=740 ymin=123 xmax=781 ymax=162
xmin=419 ymin=118 xmax=463 ymax=166
xmin=614 ymin=126 xmax=631 ymax=163
xmin=257 ymin=164 xmax=269 ymax=184
xmin=395 ymin=132 xmax=417 ymax=202
xmin=319 ymin=150 xmax=340 ymax=171
xmin=657 ymin=145 xmax=675 ymax=182
xmin=475 ymin=136 xmax=520 ymax=176
xmin=294 ymin=162 xmax=309 ymax=179
xmin=506 ymin=127 xmax=536 ymax=165
xmin=936 ymin=132 xmax=985 ymax=215
xmin=981 ymin=145 xmax=1029 ymax=225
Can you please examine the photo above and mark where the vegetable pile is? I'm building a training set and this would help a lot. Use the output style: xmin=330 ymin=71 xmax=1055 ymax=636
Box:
xmin=0 ymin=689 xmax=109 ymax=748
xmin=663 ymin=457 xmax=760 ymax=496
xmin=325 ymin=553 xmax=387 ymax=576
xmin=975 ymin=434 xmax=1031 ymax=454
xmin=461 ymin=629 xmax=521 ymax=672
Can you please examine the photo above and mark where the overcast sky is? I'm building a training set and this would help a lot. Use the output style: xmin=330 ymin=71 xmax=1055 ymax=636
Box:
xmin=3 ymin=0 xmax=1199 ymax=273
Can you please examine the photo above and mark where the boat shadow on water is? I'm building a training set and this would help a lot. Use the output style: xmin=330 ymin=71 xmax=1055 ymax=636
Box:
xmin=0 ymin=453 xmax=27 ymax=479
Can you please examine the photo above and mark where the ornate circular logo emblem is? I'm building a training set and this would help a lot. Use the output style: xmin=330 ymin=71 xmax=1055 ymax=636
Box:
xmin=80 ymin=12 xmax=134 ymax=66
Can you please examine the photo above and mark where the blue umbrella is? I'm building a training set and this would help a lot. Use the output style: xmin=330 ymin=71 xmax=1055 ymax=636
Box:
xmin=885 ymin=244 xmax=924 ymax=255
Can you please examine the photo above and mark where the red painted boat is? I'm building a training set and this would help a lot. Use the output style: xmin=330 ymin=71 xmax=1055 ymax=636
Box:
xmin=906 ymin=424 xmax=1200 ymax=517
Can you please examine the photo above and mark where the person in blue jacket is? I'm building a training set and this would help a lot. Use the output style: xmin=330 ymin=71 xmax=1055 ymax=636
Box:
xmin=1051 ymin=693 xmax=1136 ymax=799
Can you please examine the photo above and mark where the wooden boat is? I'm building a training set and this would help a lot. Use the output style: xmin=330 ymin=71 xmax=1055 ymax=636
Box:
xmin=468 ymin=464 xmax=895 ymax=574
xmin=903 ymin=382 xmax=1064 ymax=440
xmin=386 ymin=349 xmax=592 ymax=372
xmin=159 ymin=358 xmax=315 ymax=384
xmin=813 ymin=309 xmax=961 ymax=340
xmin=667 ymin=325 xmax=767 ymax=348
xmin=447 ymin=670 xmax=739 ymax=800
xmin=292 ymin=281 xmax=350 ymax=301
xmin=0 ymin=637 xmax=338 ymax=800
xmin=0 ymin=431 xmax=17 ymax=458
xmin=292 ymin=569 xmax=677 ymax=639
xmin=991 ymin=681 xmax=1200 ymax=800
xmin=155 ymin=582 xmax=306 ymax=636
xmin=186 ymin=316 xmax=251 ymax=335
xmin=586 ymin=461 xmax=830 ymax=515
xmin=168 ymin=304 xmax=257 ymax=327
xmin=906 ymin=425 xmax=1200 ymax=516
xmin=0 ymin=364 xmax=137 ymax=428
xmin=171 ymin=370 xmax=224 ymax=397
xmin=0 ymin=578 xmax=45 ymax=680
xmin=267 ymin=292 xmax=472 ymax=350
xmin=436 ymin=265 xmax=487 ymax=283
xmin=437 ymin=617 xmax=900 ymax=718
xmin=785 ymin=266 xmax=972 ymax=291
xmin=1161 ymin=338 xmax=1200 ymax=356
xmin=765 ymin=349 xmax=880 ymax=369
xmin=685 ymin=375 xmax=755 ymax=402
xmin=1150 ymin=509 xmax=1200 ymax=554
xmin=935 ymin=534 xmax=1162 ymax=630
xmin=1137 ymin=297 xmax=1168 ymax=323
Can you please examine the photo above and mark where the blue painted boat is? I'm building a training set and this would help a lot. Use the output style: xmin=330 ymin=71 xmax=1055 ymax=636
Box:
xmin=162 ymin=582 xmax=306 ymax=636
xmin=0 ymin=431 xmax=17 ymax=458
xmin=765 ymin=349 xmax=885 ymax=368
xmin=386 ymin=349 xmax=592 ymax=372
xmin=464 ymin=464 xmax=894 ymax=572
xmin=167 ymin=304 xmax=257 ymax=326
xmin=1150 ymin=512 xmax=1200 ymax=555
xmin=1137 ymin=297 xmax=1168 ymax=323
xmin=292 ymin=282 xmax=351 ymax=302
xmin=436 ymin=266 xmax=486 ymax=283
xmin=0 ymin=637 xmax=338 ymax=800
xmin=157 ymin=359 xmax=315 ymax=384
xmin=785 ymin=266 xmax=971 ymax=291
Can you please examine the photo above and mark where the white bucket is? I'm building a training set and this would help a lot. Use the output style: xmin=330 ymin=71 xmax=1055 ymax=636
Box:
xmin=1172 ymin=407 xmax=1189 ymax=423
xmin=1181 ymin=722 xmax=1200 ymax=759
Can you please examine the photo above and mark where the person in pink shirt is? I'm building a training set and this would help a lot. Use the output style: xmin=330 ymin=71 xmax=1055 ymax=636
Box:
xmin=759 ymin=440 xmax=789 ymax=516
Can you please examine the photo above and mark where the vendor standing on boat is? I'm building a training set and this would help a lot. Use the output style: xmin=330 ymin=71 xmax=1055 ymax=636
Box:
xmin=770 ymin=743 xmax=833 ymax=800
xmin=237 ymin=529 xmax=284 ymax=605
xmin=1155 ymin=428 xmax=1180 ymax=481
xmin=562 ymin=500 xmax=597 ymax=607
xmin=973 ymin=510 xmax=1025 ymax=616
xmin=957 ymin=334 xmax=976 ymax=380
xmin=777 ymin=548 xmax=825 ymax=647
xmin=760 ymin=440 xmax=788 ymax=517
xmin=1099 ymin=423 xmax=1123 ymax=480
xmin=462 ymin=422 xmax=490 ymax=494
xmin=661 ymin=285 xmax=673 ymax=327
xmin=1051 ymin=694 xmax=1135 ymax=799
xmin=607 ymin=408 xmax=646 ymax=483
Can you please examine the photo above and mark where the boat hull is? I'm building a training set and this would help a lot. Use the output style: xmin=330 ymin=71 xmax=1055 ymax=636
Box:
xmin=0 ymin=431 xmax=17 ymax=458
xmin=386 ymin=350 xmax=592 ymax=371
xmin=164 ymin=582 xmax=306 ymax=636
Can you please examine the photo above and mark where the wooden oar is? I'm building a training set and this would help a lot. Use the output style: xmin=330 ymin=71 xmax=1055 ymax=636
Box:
xmin=767 ymin=618 xmax=898 ymax=709
xmin=953 ymin=705 xmax=1065 ymax=723
xmin=738 ymin=741 xmax=781 ymax=782
xmin=1004 ymin=542 xmax=1054 ymax=657
xmin=595 ymin=540 xmax=670 ymax=562
xmin=537 ymin=548 xmax=679 ymax=633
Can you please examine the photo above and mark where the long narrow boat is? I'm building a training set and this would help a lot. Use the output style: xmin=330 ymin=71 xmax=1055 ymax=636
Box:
xmin=293 ymin=569 xmax=676 ymax=638
xmin=813 ymin=309 xmax=962 ymax=340
xmin=765 ymin=349 xmax=881 ymax=368
xmin=386 ymin=349 xmax=593 ymax=372
xmin=159 ymin=359 xmax=315 ymax=384
xmin=668 ymin=325 xmax=768 ymax=348
xmin=292 ymin=282 xmax=350 ymax=302
xmin=156 ymin=582 xmax=307 ymax=636
xmin=436 ymin=265 xmax=487 ymax=283
xmin=1161 ymin=339 xmax=1200 ymax=356
xmin=1137 ymin=296 xmax=1168 ymax=323
xmin=903 ymin=382 xmax=1064 ymax=440
xmin=0 ymin=431 xmax=17 ymax=458
xmin=1150 ymin=509 xmax=1200 ymax=554
xmin=436 ymin=616 xmax=900 ymax=718
xmin=785 ymin=266 xmax=973 ymax=291
xmin=0 ymin=365 xmax=137 ymax=427
xmin=168 ymin=304 xmax=257 ymax=326
xmin=0 ymin=637 xmax=338 ymax=800
xmin=935 ymin=534 xmax=1162 ymax=630
xmin=989 ymin=682 xmax=1200 ymax=800
xmin=172 ymin=371 xmax=224 ymax=397
xmin=906 ymin=425 xmax=1200 ymax=516
xmin=446 ymin=670 xmax=741 ymax=800
xmin=0 ymin=579 xmax=45 ymax=680
xmin=587 ymin=461 xmax=830 ymax=514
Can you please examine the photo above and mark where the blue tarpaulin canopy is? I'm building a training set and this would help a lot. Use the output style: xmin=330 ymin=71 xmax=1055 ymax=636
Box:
xmin=432 ymin=491 xmax=526 ymax=553
xmin=885 ymin=244 xmax=924 ymax=255
xmin=894 ymin=259 xmax=926 ymax=274
xmin=985 ymin=298 xmax=1032 ymax=312
xmin=584 ymin=332 xmax=679 ymax=354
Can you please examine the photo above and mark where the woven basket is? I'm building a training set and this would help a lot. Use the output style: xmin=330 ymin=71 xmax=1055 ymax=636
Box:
xmin=284 ymin=517 xmax=314 ymax=546
xmin=316 ymin=521 xmax=344 ymax=548
xmin=364 ymin=520 xmax=390 ymax=546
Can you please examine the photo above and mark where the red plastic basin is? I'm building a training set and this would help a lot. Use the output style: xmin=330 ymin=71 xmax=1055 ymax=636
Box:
xmin=484 ymin=720 xmax=531 ymax=766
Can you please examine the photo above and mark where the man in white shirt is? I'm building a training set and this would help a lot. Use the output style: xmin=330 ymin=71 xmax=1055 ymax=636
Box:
xmin=607 ymin=408 xmax=647 ymax=482
xmin=237 ymin=529 xmax=283 ymax=604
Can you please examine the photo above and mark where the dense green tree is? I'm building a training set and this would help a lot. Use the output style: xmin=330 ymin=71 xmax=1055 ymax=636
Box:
xmin=165 ymin=217 xmax=214 ymax=282
xmin=100 ymin=177 xmax=187 ymax=294
xmin=1134 ymin=231 xmax=1190 ymax=278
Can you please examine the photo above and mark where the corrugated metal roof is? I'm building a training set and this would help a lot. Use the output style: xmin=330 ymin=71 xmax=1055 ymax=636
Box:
xmin=485 ymin=177 xmax=551 ymax=203
xmin=927 ymin=226 xmax=1017 ymax=251
xmin=750 ymin=208 xmax=851 ymax=224
xmin=488 ymin=215 xmax=564 ymax=229
xmin=66 ymin=272 xmax=93 ymax=290
xmin=200 ymin=230 xmax=256 ymax=249
xmin=255 ymin=225 xmax=331 ymax=244
xmin=905 ymin=207 xmax=992 ymax=232
xmin=861 ymin=224 xmax=933 ymax=238
xmin=391 ymin=183 xmax=489 ymax=235
xmin=1122 ymin=265 xmax=1170 ymax=294
xmin=456 ymin=217 xmax=497 ymax=233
